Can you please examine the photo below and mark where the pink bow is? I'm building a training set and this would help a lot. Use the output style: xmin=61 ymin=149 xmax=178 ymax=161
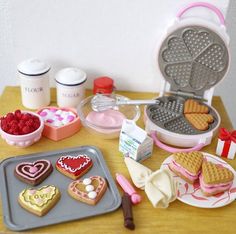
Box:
xmin=219 ymin=128 xmax=236 ymax=143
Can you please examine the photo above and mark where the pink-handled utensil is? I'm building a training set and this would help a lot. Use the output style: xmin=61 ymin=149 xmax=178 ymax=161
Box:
xmin=116 ymin=173 xmax=142 ymax=205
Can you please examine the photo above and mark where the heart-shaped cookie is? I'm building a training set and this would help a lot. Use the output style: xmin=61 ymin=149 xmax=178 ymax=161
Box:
xmin=15 ymin=160 xmax=53 ymax=185
xmin=18 ymin=185 xmax=61 ymax=216
xmin=184 ymin=99 xmax=209 ymax=114
xmin=174 ymin=151 xmax=203 ymax=175
xmin=56 ymin=155 xmax=93 ymax=179
xmin=68 ymin=176 xmax=107 ymax=205
xmin=185 ymin=113 xmax=214 ymax=131
xmin=202 ymin=161 xmax=234 ymax=184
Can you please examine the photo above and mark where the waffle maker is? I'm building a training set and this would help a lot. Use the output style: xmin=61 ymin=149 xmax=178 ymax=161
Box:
xmin=144 ymin=2 xmax=230 ymax=153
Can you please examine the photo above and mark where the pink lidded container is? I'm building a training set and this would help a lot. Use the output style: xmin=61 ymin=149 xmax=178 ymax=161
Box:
xmin=17 ymin=58 xmax=51 ymax=109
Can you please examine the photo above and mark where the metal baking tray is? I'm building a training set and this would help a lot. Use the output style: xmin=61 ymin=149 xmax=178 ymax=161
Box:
xmin=0 ymin=146 xmax=121 ymax=231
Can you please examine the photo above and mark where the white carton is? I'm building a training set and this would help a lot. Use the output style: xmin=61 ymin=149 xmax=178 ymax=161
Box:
xmin=119 ymin=120 xmax=153 ymax=161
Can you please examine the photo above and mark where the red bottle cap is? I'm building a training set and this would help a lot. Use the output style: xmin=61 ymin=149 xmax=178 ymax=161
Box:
xmin=93 ymin=76 xmax=114 ymax=94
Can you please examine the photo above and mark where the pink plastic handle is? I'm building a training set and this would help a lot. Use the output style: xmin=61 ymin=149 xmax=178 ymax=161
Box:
xmin=116 ymin=173 xmax=142 ymax=205
xmin=176 ymin=2 xmax=225 ymax=26
xmin=150 ymin=131 xmax=205 ymax=153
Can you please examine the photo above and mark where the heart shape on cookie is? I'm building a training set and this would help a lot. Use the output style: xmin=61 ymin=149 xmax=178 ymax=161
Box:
xmin=18 ymin=185 xmax=61 ymax=216
xmin=68 ymin=176 xmax=107 ymax=205
xmin=185 ymin=113 xmax=214 ymax=131
xmin=15 ymin=160 xmax=53 ymax=185
xmin=56 ymin=155 xmax=93 ymax=179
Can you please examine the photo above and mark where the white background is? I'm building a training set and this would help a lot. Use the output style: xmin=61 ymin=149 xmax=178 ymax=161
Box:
xmin=0 ymin=0 xmax=235 ymax=126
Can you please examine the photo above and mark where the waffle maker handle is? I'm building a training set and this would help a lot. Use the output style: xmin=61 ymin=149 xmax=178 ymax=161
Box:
xmin=150 ymin=131 xmax=205 ymax=153
xmin=176 ymin=2 xmax=225 ymax=26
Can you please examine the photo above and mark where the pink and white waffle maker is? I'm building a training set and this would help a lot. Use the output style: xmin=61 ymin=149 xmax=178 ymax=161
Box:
xmin=144 ymin=2 xmax=230 ymax=153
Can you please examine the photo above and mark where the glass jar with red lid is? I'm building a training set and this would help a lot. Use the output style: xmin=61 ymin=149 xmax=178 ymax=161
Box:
xmin=93 ymin=76 xmax=115 ymax=94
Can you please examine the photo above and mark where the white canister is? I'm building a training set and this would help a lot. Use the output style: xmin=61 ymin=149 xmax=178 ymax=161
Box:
xmin=55 ymin=67 xmax=87 ymax=108
xmin=17 ymin=58 xmax=51 ymax=109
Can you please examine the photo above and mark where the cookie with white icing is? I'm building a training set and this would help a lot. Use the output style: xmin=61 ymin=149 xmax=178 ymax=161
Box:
xmin=68 ymin=176 xmax=107 ymax=205
xmin=18 ymin=185 xmax=61 ymax=216
xmin=56 ymin=155 xmax=93 ymax=180
xmin=15 ymin=159 xmax=53 ymax=186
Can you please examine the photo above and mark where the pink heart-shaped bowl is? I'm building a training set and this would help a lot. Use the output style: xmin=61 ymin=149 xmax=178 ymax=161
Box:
xmin=37 ymin=107 xmax=81 ymax=141
xmin=0 ymin=111 xmax=44 ymax=147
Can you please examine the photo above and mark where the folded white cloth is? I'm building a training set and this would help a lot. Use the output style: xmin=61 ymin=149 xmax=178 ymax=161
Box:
xmin=124 ymin=157 xmax=177 ymax=208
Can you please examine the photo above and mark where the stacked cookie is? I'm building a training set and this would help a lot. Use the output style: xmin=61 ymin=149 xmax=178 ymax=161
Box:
xmin=184 ymin=99 xmax=214 ymax=131
xmin=15 ymin=155 xmax=107 ymax=217
xmin=169 ymin=152 xmax=234 ymax=196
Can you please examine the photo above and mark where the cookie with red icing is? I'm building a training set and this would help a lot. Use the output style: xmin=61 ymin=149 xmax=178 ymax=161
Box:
xmin=68 ymin=176 xmax=107 ymax=205
xmin=15 ymin=159 xmax=53 ymax=186
xmin=56 ymin=155 xmax=93 ymax=179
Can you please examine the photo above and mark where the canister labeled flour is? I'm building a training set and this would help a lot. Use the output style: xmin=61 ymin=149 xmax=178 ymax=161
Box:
xmin=55 ymin=67 xmax=87 ymax=108
xmin=17 ymin=58 xmax=51 ymax=109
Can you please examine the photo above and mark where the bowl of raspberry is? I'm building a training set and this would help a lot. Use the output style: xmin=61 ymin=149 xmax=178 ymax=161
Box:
xmin=0 ymin=110 xmax=44 ymax=147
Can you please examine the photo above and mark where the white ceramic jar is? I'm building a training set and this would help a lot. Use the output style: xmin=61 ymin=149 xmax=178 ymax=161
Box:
xmin=17 ymin=58 xmax=51 ymax=109
xmin=55 ymin=67 xmax=87 ymax=108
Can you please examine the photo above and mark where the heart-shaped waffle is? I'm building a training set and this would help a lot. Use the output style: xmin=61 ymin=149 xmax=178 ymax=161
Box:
xmin=202 ymin=161 xmax=234 ymax=184
xmin=15 ymin=160 xmax=53 ymax=185
xmin=184 ymin=99 xmax=209 ymax=114
xmin=56 ymin=155 xmax=93 ymax=180
xmin=18 ymin=185 xmax=60 ymax=216
xmin=185 ymin=113 xmax=214 ymax=131
xmin=173 ymin=151 xmax=203 ymax=175
xmin=68 ymin=176 xmax=107 ymax=205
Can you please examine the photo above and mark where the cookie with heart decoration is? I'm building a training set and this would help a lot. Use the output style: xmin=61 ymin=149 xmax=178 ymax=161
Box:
xmin=68 ymin=176 xmax=107 ymax=205
xmin=56 ymin=155 xmax=93 ymax=180
xmin=15 ymin=159 xmax=53 ymax=185
xmin=185 ymin=113 xmax=214 ymax=131
xmin=18 ymin=185 xmax=61 ymax=216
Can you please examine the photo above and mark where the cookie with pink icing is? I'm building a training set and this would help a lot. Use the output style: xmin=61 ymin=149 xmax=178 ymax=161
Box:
xmin=15 ymin=159 xmax=53 ymax=186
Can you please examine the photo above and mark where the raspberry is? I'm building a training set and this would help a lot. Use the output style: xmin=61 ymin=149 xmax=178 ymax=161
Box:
xmin=21 ymin=114 xmax=31 ymax=121
xmin=8 ymin=128 xmax=14 ymax=134
xmin=15 ymin=110 xmax=22 ymax=119
xmin=6 ymin=113 xmax=15 ymax=122
xmin=9 ymin=120 xmax=18 ymax=126
xmin=22 ymin=126 xmax=31 ymax=134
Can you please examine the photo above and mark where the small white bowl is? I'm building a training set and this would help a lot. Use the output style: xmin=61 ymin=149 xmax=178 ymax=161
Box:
xmin=0 ymin=111 xmax=44 ymax=147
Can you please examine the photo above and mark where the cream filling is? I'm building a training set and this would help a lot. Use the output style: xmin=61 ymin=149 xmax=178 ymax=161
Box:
xmin=199 ymin=174 xmax=233 ymax=194
xmin=169 ymin=160 xmax=200 ymax=182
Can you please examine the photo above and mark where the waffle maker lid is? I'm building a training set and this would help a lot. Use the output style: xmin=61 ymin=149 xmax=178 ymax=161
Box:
xmin=157 ymin=4 xmax=230 ymax=103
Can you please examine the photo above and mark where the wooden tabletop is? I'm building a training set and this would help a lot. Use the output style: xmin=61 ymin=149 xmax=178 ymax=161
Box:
xmin=0 ymin=86 xmax=235 ymax=234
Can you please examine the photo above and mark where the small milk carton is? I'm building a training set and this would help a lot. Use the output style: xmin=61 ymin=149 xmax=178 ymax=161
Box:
xmin=119 ymin=120 xmax=153 ymax=161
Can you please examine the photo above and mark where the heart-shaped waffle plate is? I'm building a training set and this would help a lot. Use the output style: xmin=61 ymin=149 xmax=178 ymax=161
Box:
xmin=18 ymin=185 xmax=61 ymax=216
xmin=158 ymin=26 xmax=229 ymax=96
xmin=68 ymin=176 xmax=107 ymax=205
xmin=15 ymin=159 xmax=53 ymax=185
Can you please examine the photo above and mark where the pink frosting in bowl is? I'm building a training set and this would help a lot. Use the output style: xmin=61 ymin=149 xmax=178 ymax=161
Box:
xmin=86 ymin=110 xmax=125 ymax=129
xmin=78 ymin=94 xmax=140 ymax=139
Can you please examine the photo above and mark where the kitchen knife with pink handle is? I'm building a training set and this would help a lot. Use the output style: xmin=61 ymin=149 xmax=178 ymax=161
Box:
xmin=116 ymin=173 xmax=142 ymax=205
